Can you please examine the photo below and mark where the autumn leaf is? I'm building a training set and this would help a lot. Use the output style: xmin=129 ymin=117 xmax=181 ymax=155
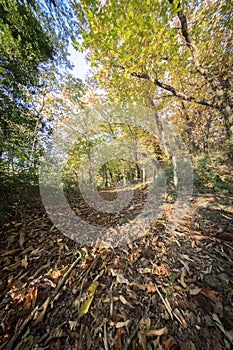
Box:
xmin=79 ymin=281 xmax=99 ymax=318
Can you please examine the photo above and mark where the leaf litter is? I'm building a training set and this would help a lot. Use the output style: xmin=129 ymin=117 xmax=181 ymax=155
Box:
xmin=0 ymin=186 xmax=233 ymax=350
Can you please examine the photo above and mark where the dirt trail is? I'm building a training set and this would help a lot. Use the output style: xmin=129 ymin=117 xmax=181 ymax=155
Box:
xmin=0 ymin=186 xmax=232 ymax=350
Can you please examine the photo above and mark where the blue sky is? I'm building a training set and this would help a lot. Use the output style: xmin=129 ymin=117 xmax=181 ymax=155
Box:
xmin=68 ymin=43 xmax=90 ymax=81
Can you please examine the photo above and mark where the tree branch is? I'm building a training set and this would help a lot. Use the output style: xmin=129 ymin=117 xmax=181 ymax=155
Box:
xmin=169 ymin=0 xmax=208 ymax=77
xmin=153 ymin=78 xmax=214 ymax=107
xmin=126 ymin=66 xmax=216 ymax=108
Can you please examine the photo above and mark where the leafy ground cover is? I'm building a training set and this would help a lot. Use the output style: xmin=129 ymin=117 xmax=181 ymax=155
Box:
xmin=0 ymin=154 xmax=232 ymax=350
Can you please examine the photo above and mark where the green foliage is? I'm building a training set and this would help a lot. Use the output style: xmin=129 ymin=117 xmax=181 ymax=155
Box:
xmin=194 ymin=152 xmax=233 ymax=194
xmin=0 ymin=0 xmax=79 ymax=177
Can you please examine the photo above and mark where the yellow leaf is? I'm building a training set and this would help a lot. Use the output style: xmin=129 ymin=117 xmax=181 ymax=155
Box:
xmin=79 ymin=281 xmax=99 ymax=318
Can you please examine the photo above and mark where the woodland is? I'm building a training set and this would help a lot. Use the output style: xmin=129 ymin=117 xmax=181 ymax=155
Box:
xmin=0 ymin=0 xmax=233 ymax=349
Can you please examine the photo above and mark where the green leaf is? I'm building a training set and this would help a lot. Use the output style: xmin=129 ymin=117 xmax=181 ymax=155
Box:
xmin=79 ymin=281 xmax=99 ymax=318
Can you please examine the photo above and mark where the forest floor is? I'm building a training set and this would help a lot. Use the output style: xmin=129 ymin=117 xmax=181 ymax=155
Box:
xmin=0 ymin=156 xmax=233 ymax=350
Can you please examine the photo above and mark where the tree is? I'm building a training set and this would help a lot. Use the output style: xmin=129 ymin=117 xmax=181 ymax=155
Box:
xmin=73 ymin=0 xmax=232 ymax=140
xmin=0 ymin=0 xmax=78 ymax=171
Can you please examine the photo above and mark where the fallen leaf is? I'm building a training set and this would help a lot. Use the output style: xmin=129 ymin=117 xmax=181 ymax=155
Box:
xmin=23 ymin=286 xmax=37 ymax=310
xmin=139 ymin=317 xmax=151 ymax=334
xmin=146 ymin=326 xmax=168 ymax=337
xmin=0 ymin=249 xmax=21 ymax=257
xmin=3 ymin=261 xmax=21 ymax=270
xmin=173 ymin=308 xmax=188 ymax=328
xmin=79 ymin=281 xmax=99 ymax=318
xmin=19 ymin=229 xmax=25 ymax=247
xmin=110 ymin=269 xmax=130 ymax=285
xmin=216 ymin=232 xmax=233 ymax=241
xmin=33 ymin=296 xmax=50 ymax=325
xmin=180 ymin=341 xmax=196 ymax=350
xmin=212 ymin=313 xmax=233 ymax=344
xmin=179 ymin=267 xmax=187 ymax=288
xmin=115 ymin=319 xmax=130 ymax=328
xmin=138 ymin=267 xmax=152 ymax=274
xmin=192 ymin=235 xmax=210 ymax=241
xmin=69 ymin=320 xmax=78 ymax=331
xmin=162 ymin=336 xmax=177 ymax=350
xmin=152 ymin=262 xmax=171 ymax=276
xmin=190 ymin=288 xmax=202 ymax=296
xmin=200 ymin=287 xmax=219 ymax=302
xmin=119 ymin=295 xmax=134 ymax=308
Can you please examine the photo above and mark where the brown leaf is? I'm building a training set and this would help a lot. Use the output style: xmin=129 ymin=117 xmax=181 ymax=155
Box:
xmin=216 ymin=232 xmax=233 ymax=241
xmin=200 ymin=287 xmax=219 ymax=302
xmin=3 ymin=261 xmax=21 ymax=271
xmin=19 ymin=229 xmax=25 ymax=247
xmin=110 ymin=269 xmax=130 ymax=285
xmin=180 ymin=341 xmax=196 ymax=350
xmin=0 ymin=248 xmax=21 ymax=256
xmin=113 ymin=328 xmax=124 ymax=349
xmin=146 ymin=326 xmax=168 ymax=337
xmin=192 ymin=235 xmax=210 ymax=241
xmin=138 ymin=331 xmax=147 ymax=350
xmin=139 ymin=317 xmax=151 ymax=334
xmin=115 ymin=319 xmax=130 ymax=328
xmin=189 ymin=288 xmax=202 ymax=296
xmin=162 ymin=336 xmax=177 ymax=350
xmin=173 ymin=308 xmax=188 ymax=328
xmin=119 ymin=295 xmax=134 ymax=308
xmin=23 ymin=293 xmax=32 ymax=310
xmin=33 ymin=296 xmax=50 ymax=325
xmin=152 ymin=262 xmax=171 ymax=276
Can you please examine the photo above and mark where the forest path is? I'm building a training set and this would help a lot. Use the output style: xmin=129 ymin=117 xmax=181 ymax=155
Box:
xmin=0 ymin=185 xmax=233 ymax=350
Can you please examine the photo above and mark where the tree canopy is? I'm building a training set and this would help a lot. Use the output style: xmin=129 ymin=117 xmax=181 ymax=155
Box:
xmin=74 ymin=0 xmax=232 ymax=142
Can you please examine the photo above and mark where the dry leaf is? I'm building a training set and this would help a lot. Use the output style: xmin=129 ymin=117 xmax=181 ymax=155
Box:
xmin=119 ymin=295 xmax=134 ymax=308
xmin=190 ymin=288 xmax=202 ymax=296
xmin=138 ymin=267 xmax=152 ymax=274
xmin=173 ymin=308 xmax=188 ymax=328
xmin=110 ymin=269 xmax=130 ymax=285
xmin=152 ymin=262 xmax=171 ymax=276
xmin=146 ymin=326 xmax=168 ymax=337
xmin=23 ymin=287 xmax=36 ymax=310
xmin=216 ymin=232 xmax=233 ymax=241
xmin=180 ymin=267 xmax=187 ymax=288
xmin=69 ymin=320 xmax=78 ymax=331
xmin=180 ymin=341 xmax=197 ymax=350
xmin=212 ymin=313 xmax=233 ymax=344
xmin=33 ymin=296 xmax=50 ymax=325
xmin=114 ymin=328 xmax=125 ymax=349
xmin=139 ymin=317 xmax=151 ymax=334
xmin=115 ymin=319 xmax=130 ymax=328
xmin=19 ymin=229 xmax=25 ymax=247
xmin=162 ymin=336 xmax=177 ymax=350
xmin=200 ymin=288 xmax=219 ymax=302
xmin=192 ymin=235 xmax=210 ymax=241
